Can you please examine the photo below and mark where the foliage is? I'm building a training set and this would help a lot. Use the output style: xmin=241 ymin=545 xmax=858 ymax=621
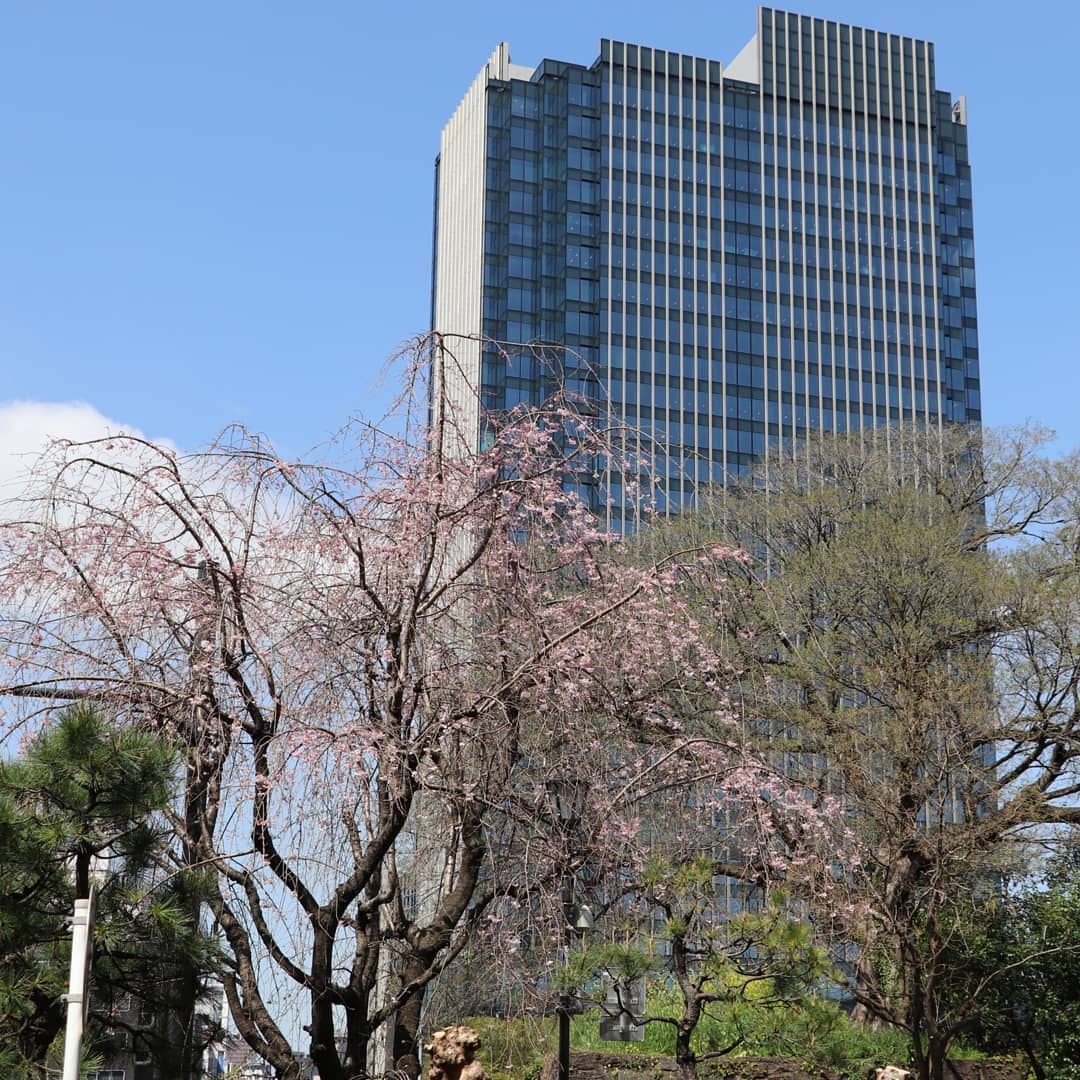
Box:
xmin=460 ymin=1014 xmax=555 ymax=1080
xmin=632 ymin=426 xmax=1080 ymax=1080
xmin=567 ymin=860 xmax=830 ymax=1079
xmin=465 ymin=990 xmax=915 ymax=1080
xmin=0 ymin=337 xmax=795 ymax=1079
xmin=938 ymin=840 xmax=1080 ymax=1079
xmin=0 ymin=703 xmax=218 ymax=1073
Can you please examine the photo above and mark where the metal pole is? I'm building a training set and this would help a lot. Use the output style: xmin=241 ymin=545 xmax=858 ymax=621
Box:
xmin=557 ymin=993 xmax=571 ymax=1080
xmin=61 ymin=897 xmax=94 ymax=1080
xmin=558 ymin=869 xmax=573 ymax=1080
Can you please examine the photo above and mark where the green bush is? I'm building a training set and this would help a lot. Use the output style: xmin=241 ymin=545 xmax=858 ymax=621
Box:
xmin=463 ymin=1014 xmax=554 ymax=1080
xmin=463 ymin=985 xmax=934 ymax=1080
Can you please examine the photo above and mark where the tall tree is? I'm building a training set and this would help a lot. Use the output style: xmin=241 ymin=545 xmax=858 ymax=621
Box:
xmin=641 ymin=427 xmax=1080 ymax=1080
xmin=0 ymin=337 xmax=778 ymax=1079
xmin=936 ymin=838 xmax=1080 ymax=1080
xmin=0 ymin=703 xmax=217 ymax=1076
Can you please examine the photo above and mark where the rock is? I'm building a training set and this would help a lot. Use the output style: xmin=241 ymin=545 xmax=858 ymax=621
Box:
xmin=875 ymin=1069 xmax=912 ymax=1080
xmin=424 ymin=1025 xmax=485 ymax=1080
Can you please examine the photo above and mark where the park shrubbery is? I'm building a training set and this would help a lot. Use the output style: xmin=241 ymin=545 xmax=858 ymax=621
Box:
xmin=464 ymin=988 xmax=921 ymax=1080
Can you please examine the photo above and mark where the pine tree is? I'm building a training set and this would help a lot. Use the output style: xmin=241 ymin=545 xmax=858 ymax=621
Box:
xmin=0 ymin=704 xmax=219 ymax=1076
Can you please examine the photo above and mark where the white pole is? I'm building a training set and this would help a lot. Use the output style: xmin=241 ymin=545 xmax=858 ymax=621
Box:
xmin=61 ymin=895 xmax=94 ymax=1080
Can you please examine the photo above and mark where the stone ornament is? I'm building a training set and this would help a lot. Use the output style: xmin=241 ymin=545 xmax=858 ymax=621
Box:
xmin=425 ymin=1025 xmax=485 ymax=1080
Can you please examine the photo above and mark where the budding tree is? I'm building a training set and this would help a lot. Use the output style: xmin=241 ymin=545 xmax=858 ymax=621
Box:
xmin=0 ymin=336 xmax=768 ymax=1079
xmin=645 ymin=426 xmax=1080 ymax=1080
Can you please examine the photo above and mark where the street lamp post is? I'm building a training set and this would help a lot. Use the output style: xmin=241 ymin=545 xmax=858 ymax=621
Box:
xmin=549 ymin=780 xmax=593 ymax=1080
xmin=557 ymin=991 xmax=571 ymax=1080
xmin=61 ymin=889 xmax=96 ymax=1080
xmin=556 ymin=897 xmax=594 ymax=1080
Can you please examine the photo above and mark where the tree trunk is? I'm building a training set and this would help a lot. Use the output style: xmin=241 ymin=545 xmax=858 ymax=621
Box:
xmin=675 ymin=1026 xmax=697 ymax=1080
xmin=926 ymin=1035 xmax=949 ymax=1080
xmin=390 ymin=961 xmax=428 ymax=1080
xmin=273 ymin=1063 xmax=305 ymax=1080
xmin=909 ymin=1026 xmax=928 ymax=1080
xmin=19 ymin=988 xmax=65 ymax=1065
xmin=172 ymin=952 xmax=203 ymax=1080
xmin=849 ymin=940 xmax=887 ymax=1027
xmin=1019 ymin=1030 xmax=1046 ymax=1080
xmin=177 ymin=715 xmax=219 ymax=1080
xmin=340 ymin=1010 xmax=375 ymax=1080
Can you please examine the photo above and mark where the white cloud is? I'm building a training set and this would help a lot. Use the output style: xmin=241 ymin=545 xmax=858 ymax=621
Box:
xmin=0 ymin=400 xmax=173 ymax=502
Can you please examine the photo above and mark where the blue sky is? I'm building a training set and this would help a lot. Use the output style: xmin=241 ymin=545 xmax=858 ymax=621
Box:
xmin=1 ymin=0 xmax=1077 ymax=472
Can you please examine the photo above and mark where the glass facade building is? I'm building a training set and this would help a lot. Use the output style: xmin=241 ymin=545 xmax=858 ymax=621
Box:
xmin=432 ymin=8 xmax=980 ymax=528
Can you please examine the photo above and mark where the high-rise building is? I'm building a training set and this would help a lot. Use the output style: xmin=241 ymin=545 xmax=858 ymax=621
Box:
xmin=431 ymin=7 xmax=980 ymax=527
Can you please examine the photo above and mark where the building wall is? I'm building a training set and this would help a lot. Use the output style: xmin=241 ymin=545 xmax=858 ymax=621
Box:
xmin=431 ymin=7 xmax=981 ymax=528
xmin=432 ymin=43 xmax=534 ymax=455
